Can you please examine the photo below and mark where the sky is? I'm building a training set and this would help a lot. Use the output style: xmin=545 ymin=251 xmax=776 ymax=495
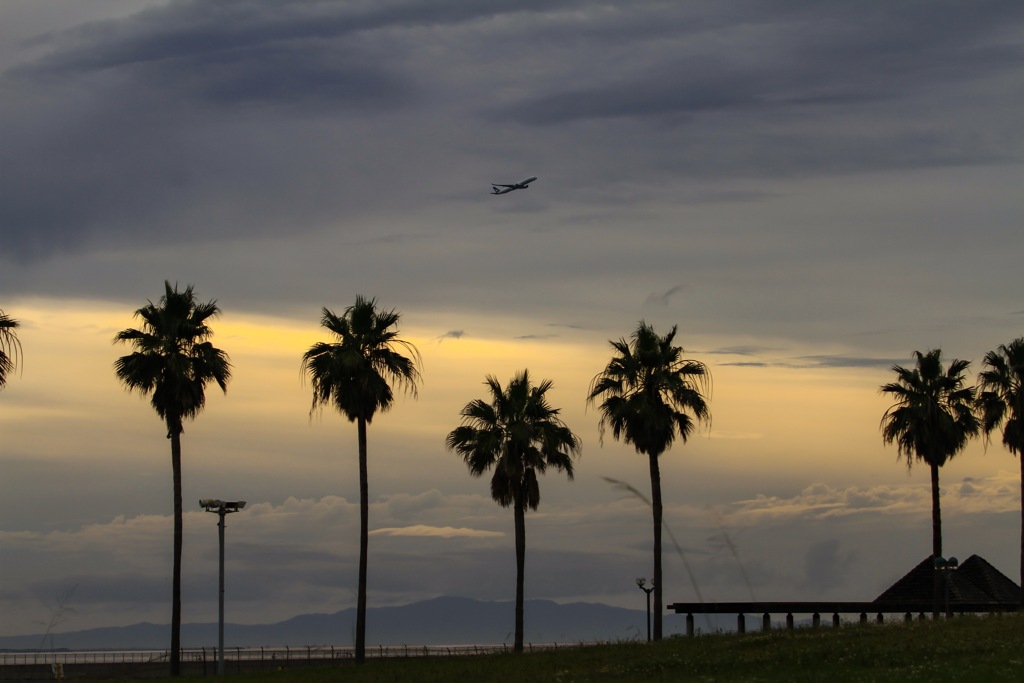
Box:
xmin=1 ymin=0 xmax=1023 ymax=640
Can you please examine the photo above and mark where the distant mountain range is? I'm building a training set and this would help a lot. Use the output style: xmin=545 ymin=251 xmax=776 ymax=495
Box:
xmin=0 ymin=597 xmax=726 ymax=651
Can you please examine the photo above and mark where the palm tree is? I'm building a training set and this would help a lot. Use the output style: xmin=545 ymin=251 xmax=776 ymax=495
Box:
xmin=587 ymin=322 xmax=710 ymax=641
xmin=113 ymin=282 xmax=231 ymax=676
xmin=446 ymin=370 xmax=581 ymax=653
xmin=301 ymin=296 xmax=420 ymax=663
xmin=0 ymin=309 xmax=22 ymax=389
xmin=976 ymin=338 xmax=1024 ymax=605
xmin=880 ymin=349 xmax=979 ymax=562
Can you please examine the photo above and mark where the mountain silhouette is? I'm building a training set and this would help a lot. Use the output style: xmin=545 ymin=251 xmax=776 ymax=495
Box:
xmin=0 ymin=597 xmax=709 ymax=651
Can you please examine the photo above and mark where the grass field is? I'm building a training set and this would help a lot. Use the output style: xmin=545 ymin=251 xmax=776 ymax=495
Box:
xmin=113 ymin=612 xmax=1024 ymax=682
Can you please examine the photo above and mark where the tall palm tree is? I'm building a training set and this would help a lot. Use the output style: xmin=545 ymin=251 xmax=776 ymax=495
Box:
xmin=976 ymin=338 xmax=1024 ymax=605
xmin=880 ymin=349 xmax=979 ymax=562
xmin=587 ymin=322 xmax=710 ymax=641
xmin=446 ymin=370 xmax=580 ymax=653
xmin=113 ymin=282 xmax=231 ymax=676
xmin=0 ymin=309 xmax=22 ymax=389
xmin=301 ymin=296 xmax=420 ymax=663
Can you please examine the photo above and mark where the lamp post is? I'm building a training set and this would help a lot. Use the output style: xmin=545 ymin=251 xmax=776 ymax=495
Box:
xmin=933 ymin=556 xmax=959 ymax=618
xmin=200 ymin=499 xmax=246 ymax=675
xmin=636 ymin=577 xmax=655 ymax=642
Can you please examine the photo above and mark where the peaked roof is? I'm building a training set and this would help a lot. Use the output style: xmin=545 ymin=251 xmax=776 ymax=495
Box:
xmin=873 ymin=554 xmax=1020 ymax=606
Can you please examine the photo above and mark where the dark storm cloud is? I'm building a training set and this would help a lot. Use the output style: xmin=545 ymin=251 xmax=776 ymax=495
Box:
xmin=0 ymin=1 xmax=438 ymax=261
xmin=707 ymin=346 xmax=777 ymax=357
xmin=644 ymin=285 xmax=684 ymax=307
xmin=793 ymin=355 xmax=904 ymax=370
xmin=2 ymin=0 xmax=1022 ymax=270
xmin=498 ymin=1 xmax=1024 ymax=125
xmin=10 ymin=4 xmax=420 ymax=110
xmin=717 ymin=355 xmax=902 ymax=369
xmin=489 ymin=1 xmax=1024 ymax=182
xmin=1 ymin=0 xmax=601 ymax=262
xmin=436 ymin=329 xmax=464 ymax=343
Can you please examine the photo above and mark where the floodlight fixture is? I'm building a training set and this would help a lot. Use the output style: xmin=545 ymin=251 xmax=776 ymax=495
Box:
xmin=201 ymin=499 xmax=246 ymax=513
xmin=635 ymin=576 xmax=655 ymax=641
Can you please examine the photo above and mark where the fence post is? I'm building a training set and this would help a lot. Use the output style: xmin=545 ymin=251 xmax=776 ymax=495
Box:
xmin=786 ymin=613 xmax=794 ymax=630
xmin=762 ymin=613 xmax=771 ymax=632
xmin=832 ymin=613 xmax=840 ymax=628
xmin=812 ymin=613 xmax=820 ymax=628
xmin=686 ymin=613 xmax=694 ymax=637
xmin=737 ymin=613 xmax=745 ymax=634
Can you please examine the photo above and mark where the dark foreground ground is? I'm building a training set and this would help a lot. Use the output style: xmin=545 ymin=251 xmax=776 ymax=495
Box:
xmin=5 ymin=612 xmax=1023 ymax=682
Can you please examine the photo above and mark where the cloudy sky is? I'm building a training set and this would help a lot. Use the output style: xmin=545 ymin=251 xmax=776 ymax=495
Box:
xmin=2 ymin=0 xmax=1023 ymax=640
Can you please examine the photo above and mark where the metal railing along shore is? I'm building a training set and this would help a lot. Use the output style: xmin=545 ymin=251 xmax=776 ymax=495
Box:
xmin=1 ymin=641 xmax=571 ymax=667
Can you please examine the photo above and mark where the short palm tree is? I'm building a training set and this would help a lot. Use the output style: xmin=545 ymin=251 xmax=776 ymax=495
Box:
xmin=976 ymin=338 xmax=1024 ymax=604
xmin=0 ymin=309 xmax=22 ymax=389
xmin=446 ymin=370 xmax=581 ymax=653
xmin=113 ymin=282 xmax=231 ymax=677
xmin=587 ymin=322 xmax=710 ymax=641
xmin=880 ymin=349 xmax=979 ymax=561
xmin=301 ymin=296 xmax=420 ymax=663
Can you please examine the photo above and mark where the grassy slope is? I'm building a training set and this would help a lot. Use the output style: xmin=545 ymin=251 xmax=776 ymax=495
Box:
xmin=122 ymin=613 xmax=1024 ymax=682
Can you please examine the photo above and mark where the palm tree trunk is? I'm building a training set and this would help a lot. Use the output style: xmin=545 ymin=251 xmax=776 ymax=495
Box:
xmin=929 ymin=462 xmax=942 ymax=558
xmin=356 ymin=417 xmax=369 ymax=663
xmin=649 ymin=452 xmax=663 ymax=641
xmin=1019 ymin=454 xmax=1023 ymax=607
xmin=513 ymin=493 xmax=526 ymax=653
xmin=930 ymin=462 xmax=942 ymax=618
xmin=169 ymin=428 xmax=183 ymax=677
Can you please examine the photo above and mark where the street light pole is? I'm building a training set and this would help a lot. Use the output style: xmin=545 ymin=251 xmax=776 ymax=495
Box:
xmin=200 ymin=499 xmax=246 ymax=675
xmin=636 ymin=578 xmax=655 ymax=642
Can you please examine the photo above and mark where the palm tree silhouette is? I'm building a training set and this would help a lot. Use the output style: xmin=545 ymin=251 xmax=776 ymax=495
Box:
xmin=446 ymin=370 xmax=581 ymax=653
xmin=880 ymin=349 xmax=979 ymax=562
xmin=301 ymin=296 xmax=420 ymax=663
xmin=587 ymin=322 xmax=710 ymax=641
xmin=113 ymin=282 xmax=231 ymax=676
xmin=0 ymin=309 xmax=21 ymax=389
xmin=976 ymin=338 xmax=1024 ymax=605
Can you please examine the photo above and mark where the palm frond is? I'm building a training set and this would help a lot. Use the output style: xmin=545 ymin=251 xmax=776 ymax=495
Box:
xmin=880 ymin=348 xmax=980 ymax=468
xmin=446 ymin=370 xmax=580 ymax=510
xmin=976 ymin=337 xmax=1024 ymax=456
xmin=113 ymin=282 xmax=231 ymax=434
xmin=302 ymin=297 xmax=421 ymax=424
xmin=587 ymin=321 xmax=712 ymax=457
xmin=0 ymin=309 xmax=23 ymax=387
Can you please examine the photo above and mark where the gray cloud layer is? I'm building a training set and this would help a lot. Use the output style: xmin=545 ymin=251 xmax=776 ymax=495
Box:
xmin=3 ymin=0 xmax=1021 ymax=266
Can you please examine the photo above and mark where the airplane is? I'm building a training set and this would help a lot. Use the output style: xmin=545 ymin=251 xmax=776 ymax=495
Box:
xmin=491 ymin=176 xmax=537 ymax=194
